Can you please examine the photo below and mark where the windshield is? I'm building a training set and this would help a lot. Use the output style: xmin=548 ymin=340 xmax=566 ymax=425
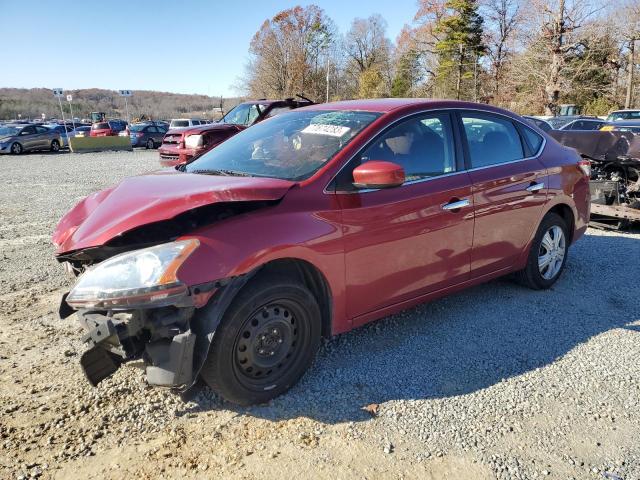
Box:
xmin=185 ymin=110 xmax=380 ymax=181
xmin=220 ymin=103 xmax=267 ymax=126
xmin=0 ymin=126 xmax=19 ymax=136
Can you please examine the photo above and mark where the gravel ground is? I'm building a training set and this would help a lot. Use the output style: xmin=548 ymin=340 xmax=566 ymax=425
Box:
xmin=0 ymin=150 xmax=639 ymax=480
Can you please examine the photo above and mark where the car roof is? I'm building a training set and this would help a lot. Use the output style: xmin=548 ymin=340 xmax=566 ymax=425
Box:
xmin=609 ymin=109 xmax=640 ymax=113
xmin=303 ymin=98 xmax=518 ymax=115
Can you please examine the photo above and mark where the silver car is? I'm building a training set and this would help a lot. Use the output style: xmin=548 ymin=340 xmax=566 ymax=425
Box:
xmin=0 ymin=124 xmax=62 ymax=154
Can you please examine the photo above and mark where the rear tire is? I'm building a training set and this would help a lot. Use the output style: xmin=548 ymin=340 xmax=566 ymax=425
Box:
xmin=146 ymin=138 xmax=155 ymax=149
xmin=10 ymin=142 xmax=22 ymax=155
xmin=200 ymin=274 xmax=321 ymax=405
xmin=50 ymin=139 xmax=60 ymax=152
xmin=516 ymin=212 xmax=569 ymax=290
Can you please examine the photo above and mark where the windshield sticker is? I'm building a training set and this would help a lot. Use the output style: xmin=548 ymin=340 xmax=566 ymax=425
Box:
xmin=302 ymin=124 xmax=351 ymax=137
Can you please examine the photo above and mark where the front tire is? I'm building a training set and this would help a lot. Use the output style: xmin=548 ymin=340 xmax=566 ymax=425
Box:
xmin=516 ymin=212 xmax=569 ymax=290
xmin=10 ymin=142 xmax=22 ymax=155
xmin=200 ymin=275 xmax=322 ymax=405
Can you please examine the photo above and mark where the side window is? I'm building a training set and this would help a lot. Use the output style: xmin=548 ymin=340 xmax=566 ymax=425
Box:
xmin=521 ymin=125 xmax=543 ymax=154
xmin=35 ymin=126 xmax=49 ymax=134
xmin=461 ymin=113 xmax=524 ymax=168
xmin=360 ymin=113 xmax=456 ymax=181
xmin=21 ymin=126 xmax=35 ymax=135
xmin=147 ymin=126 xmax=158 ymax=133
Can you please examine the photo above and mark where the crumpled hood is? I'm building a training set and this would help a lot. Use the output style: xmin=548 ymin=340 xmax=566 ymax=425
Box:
xmin=53 ymin=170 xmax=294 ymax=254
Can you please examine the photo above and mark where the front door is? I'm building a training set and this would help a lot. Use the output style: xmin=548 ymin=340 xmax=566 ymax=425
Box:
xmin=334 ymin=111 xmax=474 ymax=323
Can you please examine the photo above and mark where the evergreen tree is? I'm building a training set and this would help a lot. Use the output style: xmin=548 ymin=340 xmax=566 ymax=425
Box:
xmin=391 ymin=51 xmax=420 ymax=97
xmin=433 ymin=0 xmax=485 ymax=100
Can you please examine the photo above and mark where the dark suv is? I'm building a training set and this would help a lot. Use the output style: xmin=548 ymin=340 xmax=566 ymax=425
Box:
xmin=158 ymin=98 xmax=313 ymax=167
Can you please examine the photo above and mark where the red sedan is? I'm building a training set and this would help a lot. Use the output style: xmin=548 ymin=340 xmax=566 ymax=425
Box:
xmin=53 ymin=99 xmax=590 ymax=405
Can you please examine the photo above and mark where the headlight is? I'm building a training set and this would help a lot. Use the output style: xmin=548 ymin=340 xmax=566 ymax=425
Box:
xmin=66 ymin=239 xmax=199 ymax=310
xmin=184 ymin=134 xmax=203 ymax=148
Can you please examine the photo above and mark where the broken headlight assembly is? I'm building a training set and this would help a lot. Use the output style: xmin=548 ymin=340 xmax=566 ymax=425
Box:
xmin=66 ymin=239 xmax=199 ymax=310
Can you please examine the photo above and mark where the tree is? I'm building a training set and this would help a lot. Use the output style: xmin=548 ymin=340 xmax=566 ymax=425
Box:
xmin=344 ymin=15 xmax=393 ymax=97
xmin=482 ymin=0 xmax=519 ymax=104
xmin=520 ymin=0 xmax=600 ymax=115
xmin=420 ymin=0 xmax=486 ymax=100
xmin=246 ymin=5 xmax=335 ymax=101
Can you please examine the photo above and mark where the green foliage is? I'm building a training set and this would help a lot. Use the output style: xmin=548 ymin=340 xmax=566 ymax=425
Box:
xmin=358 ymin=67 xmax=387 ymax=98
xmin=434 ymin=0 xmax=485 ymax=99
xmin=391 ymin=51 xmax=420 ymax=97
xmin=583 ymin=97 xmax=618 ymax=116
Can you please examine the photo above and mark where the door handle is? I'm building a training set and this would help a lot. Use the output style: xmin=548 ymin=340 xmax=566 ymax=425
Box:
xmin=526 ymin=182 xmax=545 ymax=192
xmin=442 ymin=199 xmax=470 ymax=211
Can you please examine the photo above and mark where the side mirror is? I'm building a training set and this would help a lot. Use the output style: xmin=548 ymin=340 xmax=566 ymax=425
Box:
xmin=352 ymin=161 xmax=405 ymax=189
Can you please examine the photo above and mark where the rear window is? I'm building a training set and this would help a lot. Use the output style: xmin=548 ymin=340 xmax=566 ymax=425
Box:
xmin=129 ymin=124 xmax=146 ymax=132
xmin=461 ymin=113 xmax=524 ymax=168
xmin=171 ymin=120 xmax=189 ymax=127
xmin=92 ymin=123 xmax=110 ymax=130
xmin=521 ymin=126 xmax=544 ymax=154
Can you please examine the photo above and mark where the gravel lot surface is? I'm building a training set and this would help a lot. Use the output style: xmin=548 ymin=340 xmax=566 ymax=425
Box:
xmin=0 ymin=150 xmax=639 ymax=480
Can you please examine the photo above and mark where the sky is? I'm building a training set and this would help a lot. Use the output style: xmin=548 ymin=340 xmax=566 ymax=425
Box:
xmin=0 ymin=0 xmax=418 ymax=97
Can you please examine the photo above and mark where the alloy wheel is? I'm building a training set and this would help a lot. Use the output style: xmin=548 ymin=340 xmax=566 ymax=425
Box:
xmin=538 ymin=225 xmax=566 ymax=280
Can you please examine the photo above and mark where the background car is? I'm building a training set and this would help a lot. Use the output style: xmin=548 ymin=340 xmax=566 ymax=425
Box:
xmin=599 ymin=120 xmax=640 ymax=133
xmin=90 ymin=122 xmax=114 ymax=137
xmin=69 ymin=125 xmax=91 ymax=138
xmin=559 ymin=118 xmax=607 ymax=131
xmin=169 ymin=119 xmax=205 ymax=129
xmin=159 ymin=98 xmax=313 ymax=166
xmin=605 ymin=109 xmax=640 ymax=122
xmin=0 ymin=123 xmax=62 ymax=154
xmin=522 ymin=116 xmax=553 ymax=132
xmin=47 ymin=124 xmax=76 ymax=147
xmin=89 ymin=120 xmax=127 ymax=137
xmin=120 ymin=122 xmax=168 ymax=148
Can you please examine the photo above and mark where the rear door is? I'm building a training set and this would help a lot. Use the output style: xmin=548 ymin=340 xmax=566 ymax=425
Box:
xmin=35 ymin=125 xmax=52 ymax=148
xmin=334 ymin=111 xmax=474 ymax=323
xmin=457 ymin=111 xmax=548 ymax=278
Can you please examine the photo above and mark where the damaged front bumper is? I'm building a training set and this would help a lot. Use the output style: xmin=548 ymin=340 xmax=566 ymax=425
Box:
xmin=77 ymin=307 xmax=196 ymax=388
xmin=61 ymin=273 xmax=252 ymax=390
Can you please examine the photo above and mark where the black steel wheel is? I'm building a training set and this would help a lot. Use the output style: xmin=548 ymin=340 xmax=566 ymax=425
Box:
xmin=200 ymin=274 xmax=321 ymax=405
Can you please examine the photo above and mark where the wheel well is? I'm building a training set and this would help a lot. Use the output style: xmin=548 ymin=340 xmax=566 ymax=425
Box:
xmin=253 ymin=259 xmax=333 ymax=338
xmin=548 ymin=204 xmax=575 ymax=243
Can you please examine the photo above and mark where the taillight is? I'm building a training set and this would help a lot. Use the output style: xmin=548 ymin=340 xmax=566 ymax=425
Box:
xmin=578 ymin=158 xmax=591 ymax=178
xmin=136 ymin=132 xmax=144 ymax=137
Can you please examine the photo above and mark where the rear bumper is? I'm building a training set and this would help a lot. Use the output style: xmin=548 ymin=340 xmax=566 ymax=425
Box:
xmin=158 ymin=145 xmax=198 ymax=167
